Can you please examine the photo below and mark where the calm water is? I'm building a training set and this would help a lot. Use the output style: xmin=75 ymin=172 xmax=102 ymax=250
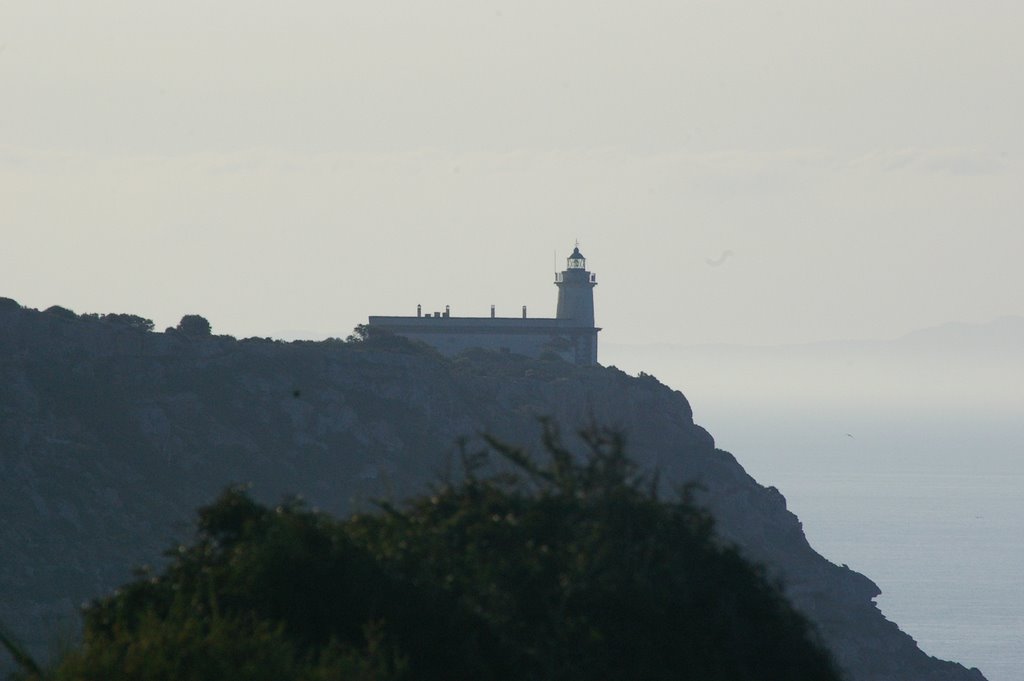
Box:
xmin=696 ymin=404 xmax=1024 ymax=681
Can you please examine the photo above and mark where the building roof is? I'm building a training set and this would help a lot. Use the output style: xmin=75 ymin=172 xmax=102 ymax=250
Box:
xmin=368 ymin=315 xmax=597 ymax=331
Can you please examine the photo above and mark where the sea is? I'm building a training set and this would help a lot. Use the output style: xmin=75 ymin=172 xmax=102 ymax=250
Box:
xmin=602 ymin=340 xmax=1023 ymax=681
xmin=699 ymin=404 xmax=1023 ymax=681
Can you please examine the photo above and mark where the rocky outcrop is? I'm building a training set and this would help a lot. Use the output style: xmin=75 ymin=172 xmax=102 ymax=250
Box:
xmin=0 ymin=304 xmax=986 ymax=680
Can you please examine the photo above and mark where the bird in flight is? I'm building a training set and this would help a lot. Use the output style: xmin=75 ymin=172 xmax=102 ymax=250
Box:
xmin=704 ymin=250 xmax=735 ymax=267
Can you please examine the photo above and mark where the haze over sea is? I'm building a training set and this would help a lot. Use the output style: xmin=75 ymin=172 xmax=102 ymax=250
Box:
xmin=604 ymin=317 xmax=1024 ymax=681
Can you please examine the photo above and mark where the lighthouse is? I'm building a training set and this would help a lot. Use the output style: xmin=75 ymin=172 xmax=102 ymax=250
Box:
xmin=554 ymin=245 xmax=599 ymax=364
xmin=367 ymin=243 xmax=600 ymax=365
xmin=555 ymin=246 xmax=597 ymax=326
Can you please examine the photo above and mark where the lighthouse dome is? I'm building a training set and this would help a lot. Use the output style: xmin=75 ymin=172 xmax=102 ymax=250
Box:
xmin=567 ymin=247 xmax=586 ymax=269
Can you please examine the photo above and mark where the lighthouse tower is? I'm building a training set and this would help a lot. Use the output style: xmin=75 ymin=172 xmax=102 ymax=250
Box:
xmin=555 ymin=245 xmax=599 ymax=363
xmin=555 ymin=246 xmax=597 ymax=325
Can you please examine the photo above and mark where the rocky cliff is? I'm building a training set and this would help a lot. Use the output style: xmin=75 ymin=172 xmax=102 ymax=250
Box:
xmin=0 ymin=303 xmax=986 ymax=681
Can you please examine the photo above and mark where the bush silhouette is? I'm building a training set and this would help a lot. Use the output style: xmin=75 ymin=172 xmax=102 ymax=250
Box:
xmin=176 ymin=315 xmax=212 ymax=337
xmin=99 ymin=313 xmax=154 ymax=332
xmin=32 ymin=424 xmax=841 ymax=681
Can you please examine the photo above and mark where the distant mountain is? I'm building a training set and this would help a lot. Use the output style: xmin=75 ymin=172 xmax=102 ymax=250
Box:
xmin=609 ymin=315 xmax=1024 ymax=357
xmin=895 ymin=316 xmax=1024 ymax=354
xmin=603 ymin=316 xmax=1024 ymax=412
xmin=0 ymin=301 xmax=986 ymax=681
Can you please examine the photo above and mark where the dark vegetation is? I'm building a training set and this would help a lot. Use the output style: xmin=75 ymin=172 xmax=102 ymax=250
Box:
xmin=174 ymin=315 xmax=212 ymax=337
xmin=82 ymin=313 xmax=155 ymax=332
xmin=344 ymin=323 xmax=439 ymax=356
xmin=6 ymin=425 xmax=841 ymax=681
xmin=38 ymin=304 xmax=155 ymax=332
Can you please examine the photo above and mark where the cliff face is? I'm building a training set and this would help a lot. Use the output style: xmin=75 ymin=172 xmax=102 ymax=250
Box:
xmin=0 ymin=305 xmax=985 ymax=681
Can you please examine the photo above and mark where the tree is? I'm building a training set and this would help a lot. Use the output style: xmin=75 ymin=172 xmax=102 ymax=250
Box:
xmin=344 ymin=324 xmax=437 ymax=356
xmin=42 ymin=305 xmax=77 ymax=320
xmin=176 ymin=315 xmax=212 ymax=337
xmin=100 ymin=313 xmax=155 ymax=332
xmin=345 ymin=323 xmax=371 ymax=343
xmin=22 ymin=425 xmax=841 ymax=681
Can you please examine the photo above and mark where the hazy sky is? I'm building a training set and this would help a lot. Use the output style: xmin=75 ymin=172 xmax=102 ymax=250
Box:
xmin=3 ymin=1 xmax=1022 ymax=345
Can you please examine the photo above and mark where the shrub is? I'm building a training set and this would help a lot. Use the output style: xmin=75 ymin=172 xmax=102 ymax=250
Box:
xmin=27 ymin=425 xmax=840 ymax=681
xmin=176 ymin=315 xmax=212 ymax=338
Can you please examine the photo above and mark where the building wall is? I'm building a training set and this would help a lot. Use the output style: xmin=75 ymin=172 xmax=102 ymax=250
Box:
xmin=397 ymin=329 xmax=574 ymax=362
xmin=367 ymin=316 xmax=599 ymax=365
